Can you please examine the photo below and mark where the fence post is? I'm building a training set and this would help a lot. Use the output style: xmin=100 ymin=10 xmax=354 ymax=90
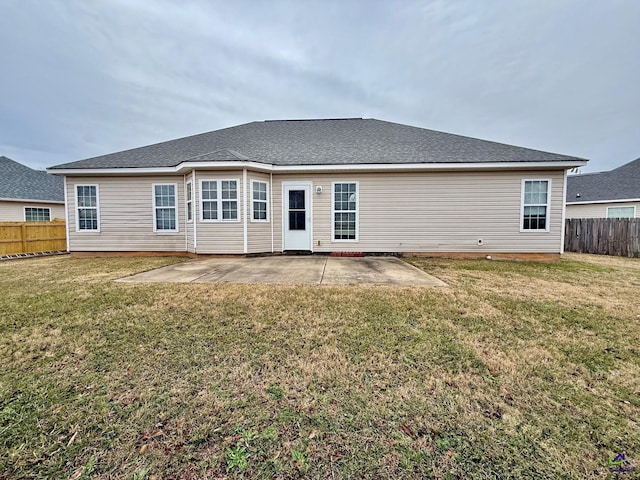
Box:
xmin=21 ymin=223 xmax=27 ymax=253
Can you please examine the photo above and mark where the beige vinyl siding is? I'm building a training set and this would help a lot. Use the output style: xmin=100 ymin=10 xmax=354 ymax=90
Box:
xmin=273 ymin=170 xmax=565 ymax=254
xmin=566 ymin=201 xmax=640 ymax=219
xmin=66 ymin=176 xmax=186 ymax=252
xmin=193 ymin=170 xmax=244 ymax=254
xmin=0 ymin=200 xmax=65 ymax=222
xmin=247 ymin=172 xmax=272 ymax=253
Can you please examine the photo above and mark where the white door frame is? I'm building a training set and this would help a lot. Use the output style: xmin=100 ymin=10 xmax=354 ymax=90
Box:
xmin=282 ymin=181 xmax=313 ymax=251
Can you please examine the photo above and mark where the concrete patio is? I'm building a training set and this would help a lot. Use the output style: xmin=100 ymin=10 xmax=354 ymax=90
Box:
xmin=117 ymin=255 xmax=446 ymax=286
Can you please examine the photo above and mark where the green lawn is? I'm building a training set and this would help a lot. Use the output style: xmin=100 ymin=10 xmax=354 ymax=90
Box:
xmin=1 ymin=253 xmax=638 ymax=479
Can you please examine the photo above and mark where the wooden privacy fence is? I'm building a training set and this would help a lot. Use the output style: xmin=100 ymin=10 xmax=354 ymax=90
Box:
xmin=564 ymin=218 xmax=640 ymax=258
xmin=0 ymin=221 xmax=66 ymax=255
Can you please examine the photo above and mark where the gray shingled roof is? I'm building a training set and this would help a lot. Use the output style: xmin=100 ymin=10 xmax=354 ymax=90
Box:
xmin=49 ymin=118 xmax=585 ymax=170
xmin=0 ymin=156 xmax=65 ymax=202
xmin=567 ymin=157 xmax=640 ymax=203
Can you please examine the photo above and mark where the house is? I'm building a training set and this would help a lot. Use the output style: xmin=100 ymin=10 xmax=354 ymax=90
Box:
xmin=566 ymin=158 xmax=640 ymax=218
xmin=0 ymin=156 xmax=65 ymax=222
xmin=48 ymin=118 xmax=587 ymax=258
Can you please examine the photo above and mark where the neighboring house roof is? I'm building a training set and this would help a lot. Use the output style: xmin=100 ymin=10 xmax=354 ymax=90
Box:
xmin=566 ymin=157 xmax=640 ymax=203
xmin=0 ymin=156 xmax=65 ymax=202
xmin=49 ymin=118 xmax=586 ymax=171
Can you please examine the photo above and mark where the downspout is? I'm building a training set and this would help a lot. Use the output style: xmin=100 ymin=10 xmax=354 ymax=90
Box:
xmin=243 ymin=168 xmax=248 ymax=254
xmin=193 ymin=170 xmax=197 ymax=253
xmin=63 ymin=176 xmax=70 ymax=252
xmin=560 ymin=169 xmax=568 ymax=254
xmin=270 ymin=172 xmax=274 ymax=253
xmin=183 ymin=174 xmax=188 ymax=253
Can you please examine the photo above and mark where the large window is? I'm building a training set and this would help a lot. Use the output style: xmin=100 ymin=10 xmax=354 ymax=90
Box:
xmin=25 ymin=207 xmax=50 ymax=222
xmin=252 ymin=181 xmax=268 ymax=222
xmin=607 ymin=206 xmax=635 ymax=218
xmin=200 ymin=179 xmax=239 ymax=221
xmin=333 ymin=182 xmax=358 ymax=241
xmin=153 ymin=184 xmax=178 ymax=232
xmin=521 ymin=180 xmax=550 ymax=231
xmin=186 ymin=181 xmax=193 ymax=222
xmin=76 ymin=185 xmax=99 ymax=231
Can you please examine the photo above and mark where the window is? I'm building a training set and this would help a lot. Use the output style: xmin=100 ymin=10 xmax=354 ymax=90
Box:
xmin=200 ymin=179 xmax=239 ymax=221
xmin=607 ymin=206 xmax=635 ymax=218
xmin=201 ymin=180 xmax=218 ymax=220
xmin=186 ymin=182 xmax=193 ymax=222
xmin=153 ymin=184 xmax=178 ymax=232
xmin=25 ymin=207 xmax=50 ymax=222
xmin=76 ymin=185 xmax=99 ymax=231
xmin=221 ymin=180 xmax=238 ymax=220
xmin=252 ymin=181 xmax=268 ymax=221
xmin=521 ymin=180 xmax=550 ymax=231
xmin=333 ymin=182 xmax=358 ymax=240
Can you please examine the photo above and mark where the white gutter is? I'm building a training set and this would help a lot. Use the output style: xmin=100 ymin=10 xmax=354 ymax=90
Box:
xmin=47 ymin=160 xmax=588 ymax=176
xmin=567 ymin=198 xmax=640 ymax=205
xmin=0 ymin=197 xmax=65 ymax=204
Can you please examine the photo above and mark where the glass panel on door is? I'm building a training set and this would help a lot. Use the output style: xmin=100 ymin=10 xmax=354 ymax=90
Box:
xmin=288 ymin=190 xmax=306 ymax=230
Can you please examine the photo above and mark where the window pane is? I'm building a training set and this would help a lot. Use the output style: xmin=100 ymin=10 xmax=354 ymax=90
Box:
xmin=607 ymin=207 xmax=634 ymax=218
xmin=253 ymin=201 xmax=267 ymax=220
xmin=25 ymin=207 xmax=50 ymax=222
xmin=334 ymin=212 xmax=356 ymax=239
xmin=289 ymin=190 xmax=305 ymax=209
xmin=156 ymin=208 xmax=176 ymax=230
xmin=77 ymin=185 xmax=97 ymax=207
xmin=222 ymin=201 xmax=237 ymax=220
xmin=202 ymin=201 xmax=218 ymax=220
xmin=78 ymin=209 xmax=97 ymax=230
xmin=187 ymin=183 xmax=192 ymax=202
xmin=202 ymin=181 xmax=217 ymax=200
xmin=289 ymin=211 xmax=305 ymax=230
xmin=155 ymin=184 xmax=175 ymax=207
xmin=222 ymin=181 xmax=237 ymax=200
xmin=523 ymin=206 xmax=547 ymax=230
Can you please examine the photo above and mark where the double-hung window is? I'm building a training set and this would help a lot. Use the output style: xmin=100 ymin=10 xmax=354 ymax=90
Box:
xmin=153 ymin=184 xmax=178 ymax=232
xmin=252 ymin=181 xmax=268 ymax=221
xmin=186 ymin=182 xmax=193 ymax=222
xmin=25 ymin=207 xmax=51 ymax=222
xmin=76 ymin=185 xmax=99 ymax=231
xmin=521 ymin=180 xmax=550 ymax=231
xmin=200 ymin=179 xmax=239 ymax=221
xmin=333 ymin=182 xmax=358 ymax=241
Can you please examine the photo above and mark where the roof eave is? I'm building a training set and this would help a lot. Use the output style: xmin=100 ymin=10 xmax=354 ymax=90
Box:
xmin=566 ymin=197 xmax=640 ymax=205
xmin=48 ymin=159 xmax=587 ymax=176
xmin=0 ymin=197 xmax=65 ymax=204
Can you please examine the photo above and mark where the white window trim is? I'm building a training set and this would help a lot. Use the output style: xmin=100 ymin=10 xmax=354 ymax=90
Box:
xmin=24 ymin=206 xmax=51 ymax=222
xmin=152 ymin=183 xmax=179 ymax=233
xmin=520 ymin=179 xmax=551 ymax=233
xmin=250 ymin=180 xmax=269 ymax=223
xmin=186 ymin=181 xmax=193 ymax=223
xmin=331 ymin=181 xmax=359 ymax=242
xmin=75 ymin=184 xmax=100 ymax=233
xmin=607 ymin=205 xmax=636 ymax=218
xmin=199 ymin=178 xmax=241 ymax=222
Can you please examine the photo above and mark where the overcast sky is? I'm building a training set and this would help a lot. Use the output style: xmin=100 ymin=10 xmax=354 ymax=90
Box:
xmin=1 ymin=0 xmax=638 ymax=172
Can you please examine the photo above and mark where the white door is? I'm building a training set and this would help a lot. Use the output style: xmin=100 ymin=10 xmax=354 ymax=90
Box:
xmin=283 ymin=182 xmax=312 ymax=251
